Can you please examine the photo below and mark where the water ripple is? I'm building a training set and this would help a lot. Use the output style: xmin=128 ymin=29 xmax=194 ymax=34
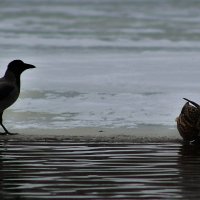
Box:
xmin=0 ymin=140 xmax=200 ymax=199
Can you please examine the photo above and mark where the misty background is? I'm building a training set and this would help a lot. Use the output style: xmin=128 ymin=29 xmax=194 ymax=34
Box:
xmin=0 ymin=0 xmax=200 ymax=129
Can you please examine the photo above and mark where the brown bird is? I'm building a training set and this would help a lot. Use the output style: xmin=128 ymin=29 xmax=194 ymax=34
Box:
xmin=176 ymin=98 xmax=200 ymax=141
xmin=0 ymin=60 xmax=35 ymax=135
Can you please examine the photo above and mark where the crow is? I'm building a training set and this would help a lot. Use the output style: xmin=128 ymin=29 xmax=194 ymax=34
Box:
xmin=0 ymin=60 xmax=35 ymax=135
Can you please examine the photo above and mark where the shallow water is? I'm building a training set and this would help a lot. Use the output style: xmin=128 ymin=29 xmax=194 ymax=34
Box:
xmin=1 ymin=140 xmax=200 ymax=199
xmin=0 ymin=0 xmax=200 ymax=130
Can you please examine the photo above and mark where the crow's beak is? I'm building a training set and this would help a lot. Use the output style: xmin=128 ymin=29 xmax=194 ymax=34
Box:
xmin=24 ymin=63 xmax=36 ymax=69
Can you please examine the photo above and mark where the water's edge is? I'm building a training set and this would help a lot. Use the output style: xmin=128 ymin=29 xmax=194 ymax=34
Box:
xmin=0 ymin=125 xmax=181 ymax=143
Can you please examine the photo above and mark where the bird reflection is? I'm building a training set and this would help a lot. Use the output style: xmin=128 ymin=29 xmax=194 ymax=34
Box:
xmin=0 ymin=140 xmax=23 ymax=200
xmin=178 ymin=142 xmax=200 ymax=199
xmin=179 ymin=139 xmax=200 ymax=156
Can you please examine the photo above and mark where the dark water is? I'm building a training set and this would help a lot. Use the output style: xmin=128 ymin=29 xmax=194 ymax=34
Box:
xmin=1 ymin=140 xmax=200 ymax=199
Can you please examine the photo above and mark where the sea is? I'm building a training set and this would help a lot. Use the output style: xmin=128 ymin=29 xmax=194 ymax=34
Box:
xmin=1 ymin=0 xmax=200 ymax=130
xmin=2 ymin=1 xmax=200 ymax=199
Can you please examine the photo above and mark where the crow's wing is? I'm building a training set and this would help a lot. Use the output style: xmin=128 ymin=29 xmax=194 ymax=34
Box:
xmin=0 ymin=82 xmax=15 ymax=101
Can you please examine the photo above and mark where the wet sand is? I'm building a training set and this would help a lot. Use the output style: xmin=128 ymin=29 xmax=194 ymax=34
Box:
xmin=0 ymin=125 xmax=181 ymax=142
xmin=2 ymin=127 xmax=200 ymax=199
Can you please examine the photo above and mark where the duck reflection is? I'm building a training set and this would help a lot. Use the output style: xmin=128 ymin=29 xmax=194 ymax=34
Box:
xmin=179 ymin=140 xmax=200 ymax=156
xmin=178 ymin=141 xmax=200 ymax=199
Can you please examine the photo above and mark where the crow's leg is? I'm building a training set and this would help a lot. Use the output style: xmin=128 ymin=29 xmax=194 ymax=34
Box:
xmin=0 ymin=112 xmax=16 ymax=135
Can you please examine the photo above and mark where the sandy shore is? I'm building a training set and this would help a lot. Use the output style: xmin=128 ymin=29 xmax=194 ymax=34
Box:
xmin=0 ymin=125 xmax=182 ymax=142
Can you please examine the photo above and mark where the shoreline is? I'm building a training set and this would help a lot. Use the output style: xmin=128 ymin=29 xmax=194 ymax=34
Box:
xmin=0 ymin=125 xmax=182 ymax=143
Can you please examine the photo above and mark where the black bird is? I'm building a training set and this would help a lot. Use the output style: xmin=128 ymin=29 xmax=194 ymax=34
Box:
xmin=0 ymin=60 xmax=35 ymax=135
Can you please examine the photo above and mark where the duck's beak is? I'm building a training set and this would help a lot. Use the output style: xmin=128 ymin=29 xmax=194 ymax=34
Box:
xmin=183 ymin=98 xmax=200 ymax=109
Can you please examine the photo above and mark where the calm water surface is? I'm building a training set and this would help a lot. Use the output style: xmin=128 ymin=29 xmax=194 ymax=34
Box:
xmin=1 ymin=140 xmax=200 ymax=199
